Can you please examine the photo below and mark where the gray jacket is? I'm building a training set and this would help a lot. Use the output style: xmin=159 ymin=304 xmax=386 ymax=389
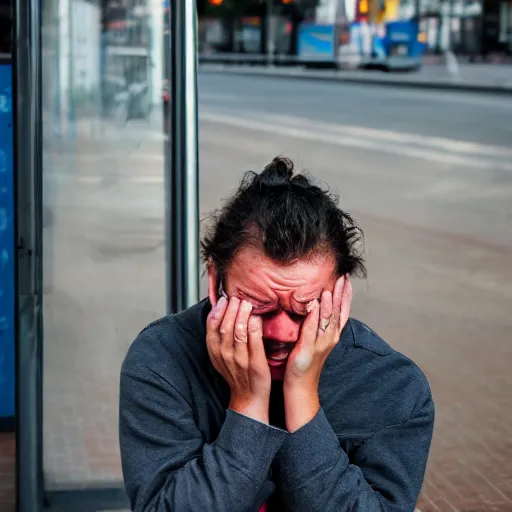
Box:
xmin=119 ymin=299 xmax=434 ymax=512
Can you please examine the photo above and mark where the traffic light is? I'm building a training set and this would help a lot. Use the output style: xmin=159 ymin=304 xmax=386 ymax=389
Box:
xmin=208 ymin=0 xmax=223 ymax=5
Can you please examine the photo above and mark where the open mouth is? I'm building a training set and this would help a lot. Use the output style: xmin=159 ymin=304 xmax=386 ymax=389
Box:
xmin=264 ymin=340 xmax=295 ymax=366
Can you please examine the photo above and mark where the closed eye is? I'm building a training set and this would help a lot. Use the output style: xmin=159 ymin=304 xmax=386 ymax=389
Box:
xmin=291 ymin=308 xmax=309 ymax=319
xmin=293 ymin=299 xmax=320 ymax=316
xmin=238 ymin=294 xmax=275 ymax=312
xmin=255 ymin=307 xmax=308 ymax=320
xmin=252 ymin=305 xmax=276 ymax=315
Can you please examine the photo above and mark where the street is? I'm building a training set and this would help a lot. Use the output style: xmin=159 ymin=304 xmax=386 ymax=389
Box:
xmin=197 ymin=74 xmax=512 ymax=510
xmin=41 ymin=73 xmax=512 ymax=511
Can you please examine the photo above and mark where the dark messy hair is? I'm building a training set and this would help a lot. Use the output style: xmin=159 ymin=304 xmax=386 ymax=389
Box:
xmin=201 ymin=156 xmax=366 ymax=281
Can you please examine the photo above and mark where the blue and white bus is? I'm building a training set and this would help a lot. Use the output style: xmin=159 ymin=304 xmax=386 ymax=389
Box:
xmin=297 ymin=0 xmax=426 ymax=70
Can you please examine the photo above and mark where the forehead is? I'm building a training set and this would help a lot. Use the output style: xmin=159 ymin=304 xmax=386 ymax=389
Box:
xmin=225 ymin=246 xmax=336 ymax=299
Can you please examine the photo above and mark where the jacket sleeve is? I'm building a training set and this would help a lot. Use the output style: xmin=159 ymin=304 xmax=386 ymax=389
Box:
xmin=119 ymin=366 xmax=287 ymax=512
xmin=274 ymin=389 xmax=434 ymax=511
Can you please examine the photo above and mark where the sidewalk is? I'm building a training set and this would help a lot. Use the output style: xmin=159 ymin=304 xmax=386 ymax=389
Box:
xmin=199 ymin=63 xmax=512 ymax=94
xmin=0 ymin=432 xmax=15 ymax=512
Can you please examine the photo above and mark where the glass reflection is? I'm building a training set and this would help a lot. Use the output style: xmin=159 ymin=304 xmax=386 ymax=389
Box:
xmin=42 ymin=0 xmax=166 ymax=488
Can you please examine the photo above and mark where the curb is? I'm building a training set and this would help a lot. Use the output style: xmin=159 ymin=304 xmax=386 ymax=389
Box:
xmin=199 ymin=65 xmax=512 ymax=95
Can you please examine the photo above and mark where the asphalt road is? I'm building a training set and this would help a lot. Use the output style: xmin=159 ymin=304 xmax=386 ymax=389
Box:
xmin=199 ymin=72 xmax=512 ymax=146
xmin=41 ymin=75 xmax=512 ymax=511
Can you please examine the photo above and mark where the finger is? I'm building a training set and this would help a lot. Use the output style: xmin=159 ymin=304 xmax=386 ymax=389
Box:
xmin=219 ymin=297 xmax=241 ymax=349
xmin=207 ymin=295 xmax=228 ymax=332
xmin=207 ymin=296 xmax=228 ymax=355
xmin=319 ymin=290 xmax=333 ymax=333
xmin=233 ymin=300 xmax=252 ymax=370
xmin=233 ymin=301 xmax=252 ymax=370
xmin=206 ymin=296 xmax=229 ymax=374
xmin=234 ymin=300 xmax=253 ymax=344
xmin=339 ymin=276 xmax=353 ymax=331
xmin=331 ymin=276 xmax=345 ymax=333
xmin=247 ymin=315 xmax=266 ymax=365
xmin=297 ymin=299 xmax=320 ymax=352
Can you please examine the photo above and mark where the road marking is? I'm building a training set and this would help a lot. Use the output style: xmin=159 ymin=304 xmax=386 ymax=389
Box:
xmin=78 ymin=176 xmax=103 ymax=185
xmin=131 ymin=176 xmax=164 ymax=184
xmin=241 ymin=111 xmax=512 ymax=159
xmin=199 ymin=110 xmax=512 ymax=172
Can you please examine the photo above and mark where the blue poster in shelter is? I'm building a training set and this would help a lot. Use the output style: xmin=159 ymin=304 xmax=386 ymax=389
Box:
xmin=0 ymin=61 xmax=15 ymax=419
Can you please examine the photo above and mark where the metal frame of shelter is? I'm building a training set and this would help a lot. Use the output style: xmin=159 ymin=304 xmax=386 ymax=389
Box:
xmin=13 ymin=0 xmax=199 ymax=510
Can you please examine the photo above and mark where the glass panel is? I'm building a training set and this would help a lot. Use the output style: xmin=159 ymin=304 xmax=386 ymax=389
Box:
xmin=0 ymin=5 xmax=15 ymax=504
xmin=41 ymin=0 xmax=166 ymax=489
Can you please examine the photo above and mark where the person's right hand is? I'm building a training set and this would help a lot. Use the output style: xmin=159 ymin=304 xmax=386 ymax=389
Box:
xmin=207 ymin=296 xmax=271 ymax=424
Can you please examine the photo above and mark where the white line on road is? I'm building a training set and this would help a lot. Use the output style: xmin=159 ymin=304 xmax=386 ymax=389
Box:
xmin=241 ymin=111 xmax=512 ymax=159
xmin=78 ymin=176 xmax=104 ymax=185
xmin=131 ymin=176 xmax=164 ymax=184
xmin=199 ymin=110 xmax=512 ymax=172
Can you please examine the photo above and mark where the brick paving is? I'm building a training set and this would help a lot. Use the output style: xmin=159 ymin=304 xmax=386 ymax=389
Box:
xmin=0 ymin=432 xmax=15 ymax=512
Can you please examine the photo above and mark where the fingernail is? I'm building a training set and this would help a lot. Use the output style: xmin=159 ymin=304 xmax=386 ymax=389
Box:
xmin=306 ymin=299 xmax=318 ymax=313
xmin=213 ymin=296 xmax=227 ymax=318
xmin=241 ymin=300 xmax=253 ymax=312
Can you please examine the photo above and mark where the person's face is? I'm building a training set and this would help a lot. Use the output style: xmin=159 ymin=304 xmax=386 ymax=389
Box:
xmin=208 ymin=246 xmax=337 ymax=380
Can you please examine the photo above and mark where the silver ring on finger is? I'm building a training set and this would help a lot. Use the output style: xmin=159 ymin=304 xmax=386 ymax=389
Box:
xmin=319 ymin=317 xmax=331 ymax=332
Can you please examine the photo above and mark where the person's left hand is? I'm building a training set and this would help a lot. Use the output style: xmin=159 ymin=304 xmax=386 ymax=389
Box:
xmin=283 ymin=275 xmax=352 ymax=431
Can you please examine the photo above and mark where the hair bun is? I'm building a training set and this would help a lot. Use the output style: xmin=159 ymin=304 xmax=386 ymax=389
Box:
xmin=258 ymin=156 xmax=295 ymax=187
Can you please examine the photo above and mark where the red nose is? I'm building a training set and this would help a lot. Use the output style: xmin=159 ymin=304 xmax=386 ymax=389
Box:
xmin=262 ymin=310 xmax=302 ymax=343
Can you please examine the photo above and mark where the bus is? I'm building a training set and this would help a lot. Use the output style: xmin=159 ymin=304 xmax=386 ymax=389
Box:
xmin=297 ymin=0 xmax=426 ymax=70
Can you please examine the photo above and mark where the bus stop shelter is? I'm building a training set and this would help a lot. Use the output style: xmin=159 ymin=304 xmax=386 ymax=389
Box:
xmin=0 ymin=0 xmax=199 ymax=510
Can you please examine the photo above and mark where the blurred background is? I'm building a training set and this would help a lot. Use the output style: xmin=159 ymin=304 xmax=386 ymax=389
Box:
xmin=0 ymin=0 xmax=511 ymax=511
